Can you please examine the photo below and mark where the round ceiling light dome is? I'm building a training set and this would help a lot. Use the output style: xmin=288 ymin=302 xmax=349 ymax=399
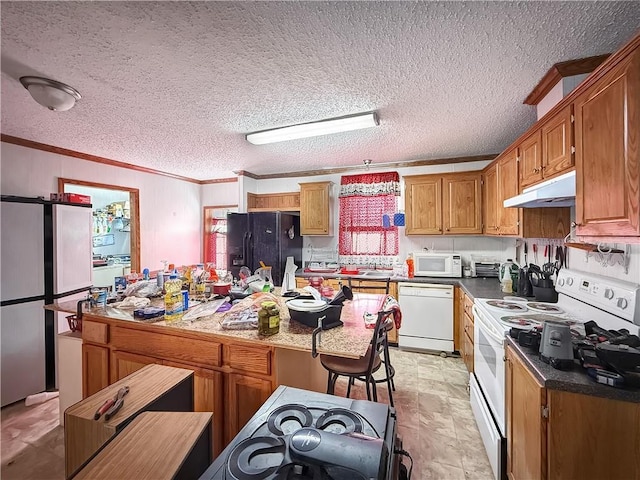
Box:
xmin=19 ymin=76 xmax=81 ymax=112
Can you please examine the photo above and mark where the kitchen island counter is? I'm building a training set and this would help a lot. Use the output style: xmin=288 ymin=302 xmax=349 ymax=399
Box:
xmin=47 ymin=293 xmax=386 ymax=455
xmin=48 ymin=293 xmax=380 ymax=359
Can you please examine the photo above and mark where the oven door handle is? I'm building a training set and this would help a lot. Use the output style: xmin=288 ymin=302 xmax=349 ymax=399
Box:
xmin=472 ymin=304 xmax=505 ymax=344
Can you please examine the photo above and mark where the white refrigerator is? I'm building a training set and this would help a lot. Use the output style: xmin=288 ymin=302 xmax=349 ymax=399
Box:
xmin=1 ymin=196 xmax=93 ymax=406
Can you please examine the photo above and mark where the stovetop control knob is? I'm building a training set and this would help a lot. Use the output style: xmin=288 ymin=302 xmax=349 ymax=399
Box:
xmin=604 ymin=288 xmax=615 ymax=300
xmin=616 ymin=297 xmax=628 ymax=310
xmin=566 ymin=277 xmax=574 ymax=286
xmin=557 ymin=278 xmax=565 ymax=287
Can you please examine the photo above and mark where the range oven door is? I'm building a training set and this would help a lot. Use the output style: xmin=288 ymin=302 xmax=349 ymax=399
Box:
xmin=472 ymin=304 xmax=506 ymax=436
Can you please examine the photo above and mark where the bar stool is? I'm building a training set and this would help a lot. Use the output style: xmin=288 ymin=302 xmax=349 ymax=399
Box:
xmin=347 ymin=277 xmax=396 ymax=396
xmin=318 ymin=309 xmax=394 ymax=406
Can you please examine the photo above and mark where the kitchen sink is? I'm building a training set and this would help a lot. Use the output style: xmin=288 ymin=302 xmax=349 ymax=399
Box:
xmin=359 ymin=270 xmax=393 ymax=277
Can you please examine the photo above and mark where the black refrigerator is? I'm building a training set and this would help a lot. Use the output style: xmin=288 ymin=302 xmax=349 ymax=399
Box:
xmin=227 ymin=212 xmax=302 ymax=286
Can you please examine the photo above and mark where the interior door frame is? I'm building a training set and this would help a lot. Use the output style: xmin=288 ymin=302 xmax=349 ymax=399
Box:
xmin=203 ymin=204 xmax=237 ymax=266
xmin=58 ymin=178 xmax=141 ymax=273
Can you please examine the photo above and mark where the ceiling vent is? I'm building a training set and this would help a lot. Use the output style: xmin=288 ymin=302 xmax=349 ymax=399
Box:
xmin=524 ymin=54 xmax=610 ymax=119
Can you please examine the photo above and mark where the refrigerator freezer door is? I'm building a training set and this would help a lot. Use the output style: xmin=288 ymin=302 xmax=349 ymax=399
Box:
xmin=250 ymin=213 xmax=282 ymax=285
xmin=0 ymin=201 xmax=45 ymax=302
xmin=53 ymin=204 xmax=93 ymax=296
xmin=226 ymin=213 xmax=249 ymax=281
xmin=1 ymin=301 xmax=46 ymax=406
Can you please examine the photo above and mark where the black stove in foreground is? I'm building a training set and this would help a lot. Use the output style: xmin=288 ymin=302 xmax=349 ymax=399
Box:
xmin=199 ymin=386 xmax=403 ymax=480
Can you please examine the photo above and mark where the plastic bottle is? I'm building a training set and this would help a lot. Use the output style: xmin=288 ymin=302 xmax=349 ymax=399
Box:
xmin=164 ymin=275 xmax=184 ymax=322
xmin=500 ymin=259 xmax=519 ymax=293
xmin=406 ymin=253 xmax=415 ymax=278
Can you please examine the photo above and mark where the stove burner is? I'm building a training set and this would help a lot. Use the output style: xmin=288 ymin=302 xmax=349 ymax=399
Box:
xmin=220 ymin=401 xmax=384 ymax=480
xmin=500 ymin=316 xmax=541 ymax=327
xmin=227 ymin=436 xmax=285 ymax=479
xmin=315 ymin=409 xmax=364 ymax=435
xmin=527 ymin=302 xmax=564 ymax=314
xmin=267 ymin=405 xmax=313 ymax=436
xmin=486 ymin=300 xmax=528 ymax=312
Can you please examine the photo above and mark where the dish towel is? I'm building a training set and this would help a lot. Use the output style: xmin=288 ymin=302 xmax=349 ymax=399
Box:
xmin=383 ymin=295 xmax=402 ymax=330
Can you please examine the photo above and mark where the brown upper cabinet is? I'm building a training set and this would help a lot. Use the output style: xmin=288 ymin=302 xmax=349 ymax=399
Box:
xmin=299 ymin=181 xmax=332 ymax=235
xmin=519 ymin=105 xmax=574 ymax=190
xmin=483 ymin=163 xmax=498 ymax=233
xmin=484 ymin=148 xmax=570 ymax=238
xmin=246 ymin=192 xmax=300 ymax=212
xmin=496 ymin=149 xmax=520 ymax=235
xmin=518 ymin=131 xmax=543 ymax=189
xmin=405 ymin=172 xmax=482 ymax=235
xmin=574 ymin=45 xmax=640 ymax=238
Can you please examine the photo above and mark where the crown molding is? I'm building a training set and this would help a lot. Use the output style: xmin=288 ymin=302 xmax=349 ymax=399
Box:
xmin=1 ymin=134 xmax=204 ymax=184
xmin=524 ymin=54 xmax=610 ymax=106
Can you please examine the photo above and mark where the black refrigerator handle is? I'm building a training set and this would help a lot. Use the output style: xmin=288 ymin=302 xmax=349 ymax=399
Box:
xmin=242 ymin=232 xmax=249 ymax=264
xmin=247 ymin=232 xmax=254 ymax=270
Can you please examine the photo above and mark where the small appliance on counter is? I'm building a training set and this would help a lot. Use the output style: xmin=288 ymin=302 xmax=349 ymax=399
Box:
xmin=412 ymin=251 xmax=461 ymax=278
xmin=199 ymin=385 xmax=406 ymax=480
xmin=539 ymin=320 xmax=574 ymax=369
xmin=470 ymin=256 xmax=500 ymax=278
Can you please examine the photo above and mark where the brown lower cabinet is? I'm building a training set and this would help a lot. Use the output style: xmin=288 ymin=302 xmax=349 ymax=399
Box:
xmin=81 ymin=318 xmax=274 ymax=458
xmin=505 ymin=345 xmax=640 ymax=480
xmin=456 ymin=287 xmax=474 ymax=373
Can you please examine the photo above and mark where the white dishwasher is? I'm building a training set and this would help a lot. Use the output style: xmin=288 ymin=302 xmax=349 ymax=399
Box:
xmin=398 ymin=283 xmax=454 ymax=353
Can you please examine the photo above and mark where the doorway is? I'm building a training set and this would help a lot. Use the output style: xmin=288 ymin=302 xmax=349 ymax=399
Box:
xmin=58 ymin=178 xmax=140 ymax=273
xmin=203 ymin=205 xmax=237 ymax=271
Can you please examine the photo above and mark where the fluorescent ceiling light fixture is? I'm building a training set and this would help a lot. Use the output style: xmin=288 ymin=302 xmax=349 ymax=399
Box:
xmin=246 ymin=112 xmax=379 ymax=145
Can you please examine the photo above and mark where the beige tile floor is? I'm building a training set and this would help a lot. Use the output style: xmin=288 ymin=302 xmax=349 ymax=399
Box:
xmin=1 ymin=349 xmax=492 ymax=479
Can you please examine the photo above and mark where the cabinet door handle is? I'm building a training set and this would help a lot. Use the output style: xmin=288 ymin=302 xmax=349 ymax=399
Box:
xmin=445 ymin=228 xmax=450 ymax=231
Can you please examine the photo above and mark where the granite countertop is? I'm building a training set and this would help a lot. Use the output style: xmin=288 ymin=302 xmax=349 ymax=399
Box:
xmin=505 ymin=336 xmax=640 ymax=404
xmin=296 ymin=270 xmax=505 ymax=300
xmin=48 ymin=293 xmax=384 ymax=359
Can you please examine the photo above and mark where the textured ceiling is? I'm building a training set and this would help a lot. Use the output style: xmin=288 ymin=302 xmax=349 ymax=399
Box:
xmin=1 ymin=2 xmax=639 ymax=181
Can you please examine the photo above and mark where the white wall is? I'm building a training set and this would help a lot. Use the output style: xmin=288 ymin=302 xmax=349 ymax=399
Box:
xmin=1 ymin=142 xmax=201 ymax=270
xmin=201 ymin=181 xmax=239 ymax=207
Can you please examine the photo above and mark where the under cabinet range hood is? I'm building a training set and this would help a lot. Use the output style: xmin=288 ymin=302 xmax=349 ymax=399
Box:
xmin=504 ymin=170 xmax=576 ymax=208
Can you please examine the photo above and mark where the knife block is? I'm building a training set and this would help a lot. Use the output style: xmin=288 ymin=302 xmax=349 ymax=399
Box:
xmin=64 ymin=364 xmax=194 ymax=478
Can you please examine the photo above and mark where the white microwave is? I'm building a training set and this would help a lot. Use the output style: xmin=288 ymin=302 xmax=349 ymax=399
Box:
xmin=413 ymin=252 xmax=462 ymax=278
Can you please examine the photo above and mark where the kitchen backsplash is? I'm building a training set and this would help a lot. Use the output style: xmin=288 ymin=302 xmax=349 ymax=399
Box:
xmin=564 ymin=243 xmax=639 ymax=282
xmin=303 ymin=234 xmax=517 ymax=269
xmin=303 ymin=233 xmax=639 ymax=285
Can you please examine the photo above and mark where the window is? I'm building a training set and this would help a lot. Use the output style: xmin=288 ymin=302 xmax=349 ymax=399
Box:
xmin=338 ymin=172 xmax=400 ymax=265
xmin=203 ymin=206 xmax=236 ymax=270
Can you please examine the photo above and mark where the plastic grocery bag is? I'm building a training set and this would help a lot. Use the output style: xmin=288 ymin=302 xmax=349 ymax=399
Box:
xmin=182 ymin=297 xmax=229 ymax=322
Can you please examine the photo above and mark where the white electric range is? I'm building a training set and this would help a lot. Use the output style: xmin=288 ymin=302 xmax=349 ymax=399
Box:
xmin=469 ymin=268 xmax=640 ymax=480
